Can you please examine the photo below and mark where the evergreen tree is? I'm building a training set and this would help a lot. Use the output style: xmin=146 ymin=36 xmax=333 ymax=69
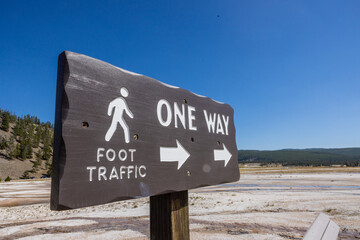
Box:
xmin=41 ymin=125 xmax=52 ymax=160
xmin=0 ymin=137 xmax=8 ymax=150
xmin=7 ymin=136 xmax=16 ymax=159
xmin=9 ymin=113 xmax=16 ymax=123
xmin=1 ymin=111 xmax=10 ymax=132
xmin=13 ymin=120 xmax=20 ymax=137
xmin=15 ymin=143 xmax=21 ymax=159
xmin=21 ymin=146 xmax=27 ymax=160
xmin=32 ymin=125 xmax=41 ymax=148
xmin=32 ymin=153 xmax=41 ymax=169
xmin=42 ymin=141 xmax=52 ymax=160
xmin=25 ymin=138 xmax=33 ymax=159
xmin=46 ymin=160 xmax=52 ymax=176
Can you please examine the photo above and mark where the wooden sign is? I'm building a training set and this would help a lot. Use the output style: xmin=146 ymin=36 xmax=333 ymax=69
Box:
xmin=51 ymin=51 xmax=240 ymax=210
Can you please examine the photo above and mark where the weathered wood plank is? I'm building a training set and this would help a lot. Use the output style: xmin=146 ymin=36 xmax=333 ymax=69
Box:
xmin=150 ymin=190 xmax=189 ymax=240
xmin=303 ymin=213 xmax=340 ymax=240
xmin=51 ymin=51 xmax=240 ymax=210
xmin=303 ymin=213 xmax=330 ymax=240
xmin=322 ymin=220 xmax=340 ymax=240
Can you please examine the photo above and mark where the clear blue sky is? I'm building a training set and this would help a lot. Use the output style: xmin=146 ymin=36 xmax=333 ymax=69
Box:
xmin=1 ymin=1 xmax=359 ymax=150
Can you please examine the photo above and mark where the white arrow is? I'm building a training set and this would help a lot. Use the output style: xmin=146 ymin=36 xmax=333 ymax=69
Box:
xmin=214 ymin=144 xmax=232 ymax=167
xmin=160 ymin=140 xmax=190 ymax=170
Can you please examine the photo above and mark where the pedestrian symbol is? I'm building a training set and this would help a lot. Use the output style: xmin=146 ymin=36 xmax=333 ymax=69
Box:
xmin=105 ymin=87 xmax=134 ymax=143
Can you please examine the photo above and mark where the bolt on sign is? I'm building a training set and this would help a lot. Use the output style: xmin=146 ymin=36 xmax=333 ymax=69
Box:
xmin=51 ymin=51 xmax=240 ymax=210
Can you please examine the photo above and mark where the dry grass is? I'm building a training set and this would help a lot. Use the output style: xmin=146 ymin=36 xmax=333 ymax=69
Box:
xmin=0 ymin=198 xmax=49 ymax=207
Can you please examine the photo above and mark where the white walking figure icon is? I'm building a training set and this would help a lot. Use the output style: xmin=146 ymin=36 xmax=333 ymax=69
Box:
xmin=105 ymin=87 xmax=134 ymax=143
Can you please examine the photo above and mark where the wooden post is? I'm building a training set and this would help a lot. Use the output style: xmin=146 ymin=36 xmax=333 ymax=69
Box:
xmin=150 ymin=190 xmax=190 ymax=240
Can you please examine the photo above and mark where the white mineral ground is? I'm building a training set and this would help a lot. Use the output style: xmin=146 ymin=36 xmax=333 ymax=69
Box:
xmin=0 ymin=167 xmax=359 ymax=239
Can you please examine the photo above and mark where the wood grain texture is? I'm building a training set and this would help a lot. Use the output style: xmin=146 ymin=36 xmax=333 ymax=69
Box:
xmin=303 ymin=213 xmax=339 ymax=240
xmin=322 ymin=220 xmax=340 ymax=240
xmin=51 ymin=51 xmax=240 ymax=210
xmin=150 ymin=190 xmax=189 ymax=240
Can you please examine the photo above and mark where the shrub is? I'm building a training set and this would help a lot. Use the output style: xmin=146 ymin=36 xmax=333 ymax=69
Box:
xmin=21 ymin=171 xmax=30 ymax=179
xmin=5 ymin=176 xmax=11 ymax=182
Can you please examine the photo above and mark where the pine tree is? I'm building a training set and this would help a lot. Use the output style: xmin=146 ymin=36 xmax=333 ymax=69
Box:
xmin=42 ymin=141 xmax=51 ymax=160
xmin=21 ymin=146 xmax=27 ymax=160
xmin=0 ymin=137 xmax=8 ymax=150
xmin=41 ymin=125 xmax=52 ymax=160
xmin=15 ymin=143 xmax=21 ymax=159
xmin=9 ymin=113 xmax=16 ymax=123
xmin=25 ymin=139 xmax=33 ymax=159
xmin=32 ymin=125 xmax=41 ymax=148
xmin=33 ymin=153 xmax=41 ymax=169
xmin=46 ymin=160 xmax=52 ymax=176
xmin=7 ymin=136 xmax=16 ymax=159
xmin=1 ymin=112 xmax=10 ymax=132
xmin=13 ymin=121 xmax=20 ymax=137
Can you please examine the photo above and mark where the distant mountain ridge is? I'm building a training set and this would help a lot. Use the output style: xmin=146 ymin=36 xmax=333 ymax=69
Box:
xmin=297 ymin=148 xmax=360 ymax=157
xmin=238 ymin=148 xmax=360 ymax=166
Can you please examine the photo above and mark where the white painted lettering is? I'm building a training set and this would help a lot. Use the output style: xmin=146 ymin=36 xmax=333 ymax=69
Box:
xmin=204 ymin=110 xmax=216 ymax=133
xmin=106 ymin=149 xmax=116 ymax=161
xmin=129 ymin=149 xmax=136 ymax=162
xmin=127 ymin=165 xmax=134 ymax=179
xmin=97 ymin=148 xmax=105 ymax=162
xmin=139 ymin=165 xmax=146 ymax=177
xmin=98 ymin=166 xmax=107 ymax=181
xmin=87 ymin=166 xmax=96 ymax=181
xmin=157 ymin=99 xmax=172 ymax=127
xmin=88 ymin=165 xmax=146 ymax=182
xmin=118 ymin=149 xmax=127 ymax=161
xmin=216 ymin=114 xmax=225 ymax=135
xmin=119 ymin=166 xmax=126 ymax=179
xmin=222 ymin=115 xmax=229 ymax=135
xmin=109 ymin=166 xmax=119 ymax=180
xmin=174 ymin=102 xmax=186 ymax=129
xmin=188 ymin=105 xmax=197 ymax=131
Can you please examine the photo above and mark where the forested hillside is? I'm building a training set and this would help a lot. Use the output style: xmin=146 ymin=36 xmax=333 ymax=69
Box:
xmin=0 ymin=108 xmax=53 ymax=180
xmin=238 ymin=148 xmax=360 ymax=167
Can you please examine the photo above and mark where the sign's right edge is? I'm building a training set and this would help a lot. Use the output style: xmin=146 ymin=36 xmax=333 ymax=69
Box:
xmin=233 ymin=105 xmax=240 ymax=182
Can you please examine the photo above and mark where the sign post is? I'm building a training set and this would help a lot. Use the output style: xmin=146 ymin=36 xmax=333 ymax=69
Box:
xmin=150 ymin=190 xmax=189 ymax=240
xmin=51 ymin=51 xmax=240 ymax=238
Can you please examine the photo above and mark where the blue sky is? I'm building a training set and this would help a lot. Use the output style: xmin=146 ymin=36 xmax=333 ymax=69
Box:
xmin=1 ymin=1 xmax=359 ymax=150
